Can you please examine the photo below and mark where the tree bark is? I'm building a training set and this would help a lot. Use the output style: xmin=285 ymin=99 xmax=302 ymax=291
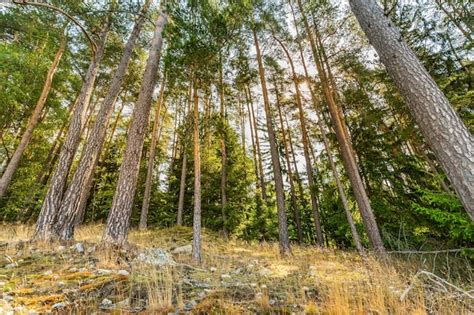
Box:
xmin=34 ymin=23 xmax=110 ymax=241
xmin=53 ymin=2 xmax=151 ymax=240
xmin=219 ymin=55 xmax=228 ymax=239
xmin=192 ymin=82 xmax=202 ymax=264
xmin=296 ymin=0 xmax=385 ymax=253
xmin=102 ymin=10 xmax=168 ymax=246
xmin=350 ymin=0 xmax=474 ymax=221
xmin=139 ymin=76 xmax=166 ymax=230
xmin=252 ymin=27 xmax=291 ymax=256
xmin=0 ymin=36 xmax=65 ymax=198
xmin=274 ymin=36 xmax=324 ymax=246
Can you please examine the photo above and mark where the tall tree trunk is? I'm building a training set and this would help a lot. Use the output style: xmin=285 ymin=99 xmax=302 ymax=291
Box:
xmin=139 ymin=76 xmax=166 ymax=230
xmin=34 ymin=24 xmax=110 ymax=241
xmin=219 ymin=55 xmax=228 ymax=238
xmin=273 ymin=78 xmax=303 ymax=244
xmin=274 ymin=36 xmax=324 ymax=246
xmin=102 ymin=10 xmax=168 ymax=246
xmin=54 ymin=2 xmax=151 ymax=240
xmin=0 ymin=36 xmax=66 ymax=198
xmin=350 ymin=0 xmax=474 ymax=221
xmin=177 ymin=83 xmax=193 ymax=226
xmin=252 ymin=27 xmax=291 ymax=256
xmin=192 ymin=82 xmax=202 ymax=264
xmin=296 ymin=0 xmax=385 ymax=253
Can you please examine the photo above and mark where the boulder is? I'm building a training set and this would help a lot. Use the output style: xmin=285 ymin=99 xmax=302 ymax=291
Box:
xmin=171 ymin=244 xmax=192 ymax=255
xmin=135 ymin=248 xmax=175 ymax=266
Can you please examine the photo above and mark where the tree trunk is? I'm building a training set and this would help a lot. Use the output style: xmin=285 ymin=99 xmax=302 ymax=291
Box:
xmin=139 ymin=76 xmax=166 ymax=230
xmin=219 ymin=56 xmax=228 ymax=239
xmin=274 ymin=36 xmax=324 ymax=246
xmin=252 ymin=27 xmax=291 ymax=256
xmin=273 ymin=77 xmax=303 ymax=244
xmin=296 ymin=0 xmax=385 ymax=253
xmin=102 ymin=10 xmax=168 ymax=246
xmin=53 ymin=2 xmax=151 ymax=240
xmin=192 ymin=82 xmax=202 ymax=264
xmin=34 ymin=24 xmax=110 ymax=241
xmin=0 ymin=36 xmax=65 ymax=198
xmin=350 ymin=0 xmax=474 ymax=221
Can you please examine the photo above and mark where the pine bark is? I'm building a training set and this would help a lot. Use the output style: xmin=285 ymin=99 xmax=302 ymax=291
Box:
xmin=350 ymin=0 xmax=474 ymax=221
xmin=102 ymin=10 xmax=168 ymax=246
xmin=0 ymin=36 xmax=65 ymax=198
xmin=192 ymin=82 xmax=202 ymax=264
xmin=219 ymin=57 xmax=228 ymax=238
xmin=139 ymin=77 xmax=166 ymax=230
xmin=53 ymin=3 xmax=151 ymax=240
xmin=34 ymin=25 xmax=110 ymax=241
xmin=252 ymin=27 xmax=291 ymax=256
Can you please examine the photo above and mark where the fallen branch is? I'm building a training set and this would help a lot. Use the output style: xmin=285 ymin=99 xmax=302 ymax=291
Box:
xmin=389 ymin=248 xmax=473 ymax=254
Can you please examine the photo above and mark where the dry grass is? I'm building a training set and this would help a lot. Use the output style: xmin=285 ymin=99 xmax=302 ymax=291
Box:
xmin=0 ymin=224 xmax=472 ymax=314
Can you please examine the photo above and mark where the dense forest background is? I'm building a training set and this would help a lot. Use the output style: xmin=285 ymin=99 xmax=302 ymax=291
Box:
xmin=0 ymin=0 xmax=472 ymax=253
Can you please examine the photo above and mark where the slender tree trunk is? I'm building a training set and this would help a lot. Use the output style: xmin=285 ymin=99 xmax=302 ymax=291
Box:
xmin=0 ymin=36 xmax=65 ymax=198
xmin=252 ymin=27 xmax=291 ymax=255
xmin=273 ymin=78 xmax=303 ymax=244
xmin=274 ymin=36 xmax=324 ymax=246
xmin=192 ymin=82 xmax=202 ymax=264
xmin=219 ymin=56 xmax=228 ymax=238
xmin=54 ymin=3 xmax=151 ymax=240
xmin=102 ymin=10 xmax=168 ymax=246
xmin=434 ymin=0 xmax=472 ymax=41
xmin=350 ymin=0 xmax=474 ymax=221
xmin=296 ymin=0 xmax=385 ymax=253
xmin=177 ymin=83 xmax=193 ymax=226
xmin=247 ymin=85 xmax=268 ymax=206
xmin=34 ymin=24 xmax=110 ymax=241
xmin=139 ymin=77 xmax=166 ymax=230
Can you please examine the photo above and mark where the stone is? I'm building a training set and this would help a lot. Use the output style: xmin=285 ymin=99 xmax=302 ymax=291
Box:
xmin=52 ymin=302 xmax=66 ymax=309
xmin=73 ymin=243 xmax=84 ymax=254
xmin=57 ymin=246 xmax=66 ymax=252
xmin=68 ymin=267 xmax=78 ymax=273
xmin=43 ymin=270 xmax=53 ymax=276
xmin=260 ymin=284 xmax=267 ymax=289
xmin=97 ymin=269 xmax=112 ymax=274
xmin=269 ymin=299 xmax=276 ymax=306
xmin=209 ymin=267 xmax=217 ymax=272
xmin=3 ymin=294 xmax=13 ymax=302
xmin=220 ymin=274 xmax=231 ymax=280
xmin=135 ymin=248 xmax=175 ymax=266
xmin=171 ymin=244 xmax=192 ymax=255
xmin=4 ymin=263 xmax=15 ymax=269
xmin=117 ymin=270 xmax=130 ymax=276
xmin=116 ymin=298 xmax=129 ymax=307
xmin=87 ymin=246 xmax=96 ymax=254
xmin=258 ymin=267 xmax=271 ymax=276
xmin=101 ymin=298 xmax=113 ymax=306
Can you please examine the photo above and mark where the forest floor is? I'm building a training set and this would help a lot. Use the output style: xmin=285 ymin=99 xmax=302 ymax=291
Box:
xmin=0 ymin=225 xmax=472 ymax=314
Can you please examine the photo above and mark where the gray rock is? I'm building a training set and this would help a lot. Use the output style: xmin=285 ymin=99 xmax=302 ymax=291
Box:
xmin=87 ymin=246 xmax=96 ymax=254
xmin=57 ymin=245 xmax=66 ymax=252
xmin=4 ymin=263 xmax=15 ymax=269
xmin=171 ymin=244 xmax=192 ymax=255
xmin=269 ymin=299 xmax=276 ymax=306
xmin=3 ymin=294 xmax=13 ymax=302
xmin=101 ymin=298 xmax=113 ymax=306
xmin=97 ymin=269 xmax=112 ymax=274
xmin=258 ymin=267 xmax=271 ymax=276
xmin=117 ymin=269 xmax=130 ymax=276
xmin=52 ymin=302 xmax=66 ymax=309
xmin=43 ymin=270 xmax=53 ymax=276
xmin=220 ymin=274 xmax=231 ymax=280
xmin=73 ymin=243 xmax=84 ymax=254
xmin=209 ymin=267 xmax=217 ymax=272
xmin=116 ymin=298 xmax=129 ymax=307
xmin=68 ymin=267 xmax=78 ymax=272
xmin=135 ymin=248 xmax=175 ymax=266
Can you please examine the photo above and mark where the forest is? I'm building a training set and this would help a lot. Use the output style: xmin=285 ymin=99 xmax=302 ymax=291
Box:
xmin=0 ymin=0 xmax=473 ymax=313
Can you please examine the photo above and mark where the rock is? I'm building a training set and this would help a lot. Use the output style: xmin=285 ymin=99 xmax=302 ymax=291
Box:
xmin=78 ymin=268 xmax=87 ymax=272
xmin=209 ymin=267 xmax=217 ymax=272
xmin=57 ymin=245 xmax=66 ymax=252
xmin=3 ymin=294 xmax=13 ymax=302
xmin=184 ymin=300 xmax=197 ymax=311
xmin=116 ymin=299 xmax=129 ymax=307
xmin=117 ymin=270 xmax=130 ymax=276
xmin=101 ymin=298 xmax=113 ymax=307
xmin=4 ymin=263 xmax=15 ymax=269
xmin=171 ymin=244 xmax=192 ymax=255
xmin=269 ymin=299 xmax=276 ymax=306
xmin=233 ymin=268 xmax=242 ymax=274
xmin=302 ymin=286 xmax=309 ymax=292
xmin=221 ymin=274 xmax=231 ymax=280
xmin=97 ymin=269 xmax=112 ymax=274
xmin=69 ymin=267 xmax=78 ymax=272
xmin=258 ymin=267 xmax=271 ymax=276
xmin=250 ymin=283 xmax=257 ymax=288
xmin=260 ymin=284 xmax=267 ymax=289
xmin=43 ymin=270 xmax=53 ymax=276
xmin=135 ymin=249 xmax=175 ymax=266
xmin=72 ymin=243 xmax=84 ymax=254
xmin=52 ymin=302 xmax=66 ymax=309
xmin=87 ymin=246 xmax=96 ymax=254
